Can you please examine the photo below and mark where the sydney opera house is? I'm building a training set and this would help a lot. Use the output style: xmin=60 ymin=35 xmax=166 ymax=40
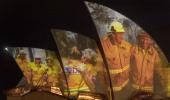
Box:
xmin=0 ymin=0 xmax=170 ymax=100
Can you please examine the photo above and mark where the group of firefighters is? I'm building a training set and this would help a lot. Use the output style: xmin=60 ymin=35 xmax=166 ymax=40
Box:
xmin=64 ymin=48 xmax=99 ymax=96
xmin=102 ymin=21 xmax=164 ymax=99
xmin=15 ymin=51 xmax=61 ymax=89
xmin=13 ymin=21 xmax=164 ymax=99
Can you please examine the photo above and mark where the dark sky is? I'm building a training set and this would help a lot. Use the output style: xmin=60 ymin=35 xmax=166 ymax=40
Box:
xmin=0 ymin=0 xmax=170 ymax=99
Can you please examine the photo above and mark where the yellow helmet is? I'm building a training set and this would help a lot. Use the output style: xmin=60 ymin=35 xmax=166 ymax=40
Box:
xmin=110 ymin=21 xmax=125 ymax=32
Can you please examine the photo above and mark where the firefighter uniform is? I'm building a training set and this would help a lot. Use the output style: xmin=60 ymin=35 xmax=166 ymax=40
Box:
xmin=102 ymin=21 xmax=131 ymax=91
xmin=29 ymin=62 xmax=48 ymax=87
xmin=131 ymin=45 xmax=161 ymax=92
xmin=78 ymin=63 xmax=97 ymax=92
xmin=64 ymin=61 xmax=89 ymax=96
xmin=16 ymin=55 xmax=32 ymax=84
xmin=65 ymin=59 xmax=97 ymax=96
xmin=47 ymin=64 xmax=61 ymax=87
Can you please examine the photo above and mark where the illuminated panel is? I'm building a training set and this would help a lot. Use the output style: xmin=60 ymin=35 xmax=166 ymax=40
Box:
xmin=85 ymin=1 xmax=169 ymax=99
xmin=51 ymin=29 xmax=111 ymax=99
xmin=6 ymin=47 xmax=65 ymax=96
xmin=77 ymin=92 xmax=104 ymax=100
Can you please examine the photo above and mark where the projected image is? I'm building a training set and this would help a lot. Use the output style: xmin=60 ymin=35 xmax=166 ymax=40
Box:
xmin=7 ymin=47 xmax=65 ymax=96
xmin=85 ymin=2 xmax=168 ymax=100
xmin=51 ymin=30 xmax=111 ymax=99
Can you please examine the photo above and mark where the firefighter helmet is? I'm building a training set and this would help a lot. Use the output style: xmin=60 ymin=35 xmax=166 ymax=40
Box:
xmin=110 ymin=21 xmax=125 ymax=33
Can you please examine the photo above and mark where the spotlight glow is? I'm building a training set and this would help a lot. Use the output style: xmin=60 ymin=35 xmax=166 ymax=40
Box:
xmin=5 ymin=47 xmax=8 ymax=51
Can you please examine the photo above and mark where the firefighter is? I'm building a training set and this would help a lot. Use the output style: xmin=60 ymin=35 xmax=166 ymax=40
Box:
xmin=66 ymin=48 xmax=97 ymax=95
xmin=130 ymin=32 xmax=163 ymax=93
xmin=29 ymin=58 xmax=48 ymax=87
xmin=16 ymin=50 xmax=32 ymax=84
xmin=102 ymin=21 xmax=131 ymax=91
xmin=46 ymin=57 xmax=61 ymax=87
xmin=78 ymin=48 xmax=97 ymax=92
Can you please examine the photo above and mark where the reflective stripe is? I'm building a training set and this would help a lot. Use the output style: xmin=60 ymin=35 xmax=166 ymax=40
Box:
xmin=112 ymin=79 xmax=129 ymax=91
xmin=132 ymin=84 xmax=153 ymax=92
xmin=64 ymin=87 xmax=89 ymax=95
xmin=67 ymin=87 xmax=89 ymax=92
xmin=109 ymin=64 xmax=129 ymax=74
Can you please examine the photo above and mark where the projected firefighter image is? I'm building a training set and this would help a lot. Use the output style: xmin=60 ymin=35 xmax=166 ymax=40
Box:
xmin=85 ymin=2 xmax=169 ymax=100
xmin=7 ymin=47 xmax=65 ymax=96
xmin=51 ymin=29 xmax=111 ymax=99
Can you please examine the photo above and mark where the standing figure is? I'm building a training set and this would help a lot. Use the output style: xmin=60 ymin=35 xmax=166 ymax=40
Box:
xmin=66 ymin=48 xmax=97 ymax=95
xmin=131 ymin=32 xmax=163 ymax=93
xmin=102 ymin=21 xmax=131 ymax=91
xmin=29 ymin=58 xmax=48 ymax=87
xmin=77 ymin=48 xmax=97 ymax=92
xmin=46 ymin=57 xmax=61 ymax=87
xmin=16 ymin=50 xmax=32 ymax=85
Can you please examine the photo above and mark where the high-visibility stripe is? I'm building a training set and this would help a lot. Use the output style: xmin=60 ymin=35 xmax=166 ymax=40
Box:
xmin=67 ymin=87 xmax=89 ymax=92
xmin=132 ymin=84 xmax=153 ymax=92
xmin=112 ymin=79 xmax=129 ymax=91
xmin=64 ymin=87 xmax=89 ymax=95
xmin=109 ymin=64 xmax=129 ymax=74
